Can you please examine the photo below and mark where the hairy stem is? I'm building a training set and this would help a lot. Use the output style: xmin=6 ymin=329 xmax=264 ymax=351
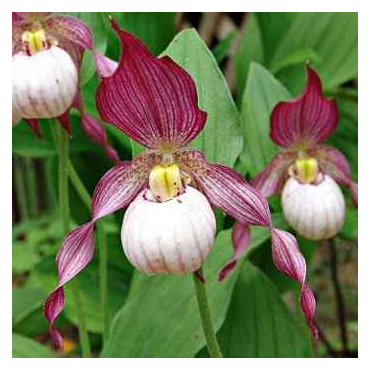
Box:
xmin=52 ymin=123 xmax=92 ymax=358
xmin=193 ymin=268 xmax=223 ymax=358
xmin=328 ymin=238 xmax=348 ymax=353
xmin=25 ymin=157 xmax=38 ymax=217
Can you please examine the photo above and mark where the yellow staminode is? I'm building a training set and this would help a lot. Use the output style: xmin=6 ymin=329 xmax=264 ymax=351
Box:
xmin=21 ymin=28 xmax=48 ymax=55
xmin=290 ymin=156 xmax=319 ymax=184
xmin=149 ymin=163 xmax=183 ymax=202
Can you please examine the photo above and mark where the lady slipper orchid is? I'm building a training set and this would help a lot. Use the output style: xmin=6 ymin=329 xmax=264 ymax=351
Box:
xmin=12 ymin=12 xmax=119 ymax=162
xmin=252 ymin=66 xmax=358 ymax=240
xmin=44 ymin=19 xmax=318 ymax=348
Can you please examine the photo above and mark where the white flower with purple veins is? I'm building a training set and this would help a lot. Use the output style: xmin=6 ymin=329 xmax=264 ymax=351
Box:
xmin=12 ymin=12 xmax=119 ymax=161
xmin=44 ymin=19 xmax=318 ymax=348
xmin=252 ymin=66 xmax=358 ymax=240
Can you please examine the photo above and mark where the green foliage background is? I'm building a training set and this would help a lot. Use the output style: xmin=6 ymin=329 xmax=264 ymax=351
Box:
xmin=12 ymin=12 xmax=358 ymax=358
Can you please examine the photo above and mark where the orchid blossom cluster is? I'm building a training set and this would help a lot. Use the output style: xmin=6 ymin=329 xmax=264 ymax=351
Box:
xmin=43 ymin=19 xmax=318 ymax=348
xmin=12 ymin=12 xmax=118 ymax=161
xmin=252 ymin=66 xmax=358 ymax=240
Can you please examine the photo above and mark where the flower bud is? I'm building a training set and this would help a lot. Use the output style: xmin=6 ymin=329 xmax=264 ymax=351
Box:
xmin=121 ymin=186 xmax=216 ymax=274
xmin=12 ymin=46 xmax=78 ymax=119
xmin=282 ymin=175 xmax=345 ymax=240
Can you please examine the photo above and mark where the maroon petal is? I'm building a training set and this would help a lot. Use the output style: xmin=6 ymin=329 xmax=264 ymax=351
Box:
xmin=45 ymin=15 xmax=93 ymax=51
xmin=25 ymin=119 xmax=43 ymax=139
xmin=314 ymin=144 xmax=358 ymax=207
xmin=94 ymin=53 xmax=118 ymax=78
xmin=271 ymin=229 xmax=317 ymax=337
xmin=96 ymin=18 xmax=207 ymax=150
xmin=219 ymin=222 xmax=251 ymax=281
xmin=81 ymin=113 xmax=119 ymax=162
xmin=300 ymin=285 xmax=319 ymax=339
xmin=251 ymin=151 xmax=296 ymax=198
xmin=270 ymin=65 xmax=339 ymax=149
xmin=44 ymin=222 xmax=94 ymax=349
xmin=58 ymin=111 xmax=72 ymax=136
xmin=44 ymin=158 xmax=151 ymax=347
xmin=179 ymin=150 xmax=271 ymax=227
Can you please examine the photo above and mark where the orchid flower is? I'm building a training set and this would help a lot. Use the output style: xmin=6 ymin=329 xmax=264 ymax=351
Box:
xmin=44 ymin=19 xmax=317 ymax=348
xmin=252 ymin=66 xmax=358 ymax=240
xmin=12 ymin=12 xmax=118 ymax=161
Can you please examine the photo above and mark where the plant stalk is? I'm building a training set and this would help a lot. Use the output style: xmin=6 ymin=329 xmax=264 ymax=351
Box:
xmin=54 ymin=131 xmax=110 ymax=344
xmin=13 ymin=156 xmax=29 ymax=221
xmin=52 ymin=123 xmax=92 ymax=358
xmin=193 ymin=268 xmax=223 ymax=358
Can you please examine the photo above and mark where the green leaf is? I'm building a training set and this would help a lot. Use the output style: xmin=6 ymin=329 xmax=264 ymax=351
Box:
xmin=218 ymin=261 xmax=312 ymax=357
xmin=272 ymin=13 xmax=358 ymax=92
xmin=101 ymin=224 xmax=276 ymax=358
xmin=28 ymin=255 xmax=129 ymax=333
xmin=12 ymin=334 xmax=55 ymax=358
xmin=163 ymin=28 xmax=243 ymax=167
xmin=234 ymin=13 xmax=264 ymax=99
xmin=118 ymin=13 xmax=176 ymax=56
xmin=12 ymin=287 xmax=45 ymax=327
xmin=212 ymin=30 xmax=236 ymax=64
xmin=239 ymin=63 xmax=291 ymax=176
xmin=340 ymin=207 xmax=358 ymax=240
xmin=12 ymin=116 xmax=99 ymax=158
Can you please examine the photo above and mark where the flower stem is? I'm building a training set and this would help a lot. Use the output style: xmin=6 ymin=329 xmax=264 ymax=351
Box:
xmin=55 ymin=137 xmax=110 ymax=344
xmin=25 ymin=157 xmax=38 ymax=217
xmin=193 ymin=268 xmax=223 ymax=358
xmin=13 ymin=156 xmax=29 ymax=221
xmin=52 ymin=123 xmax=92 ymax=358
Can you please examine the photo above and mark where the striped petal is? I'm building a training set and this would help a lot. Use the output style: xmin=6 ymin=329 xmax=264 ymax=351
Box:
xmin=179 ymin=150 xmax=271 ymax=227
xmin=271 ymin=229 xmax=317 ymax=337
xmin=313 ymin=144 xmax=358 ymax=207
xmin=45 ymin=15 xmax=93 ymax=51
xmin=270 ymin=65 xmax=339 ymax=149
xmin=94 ymin=52 xmax=118 ymax=78
xmin=219 ymin=222 xmax=251 ymax=281
xmin=44 ymin=158 xmax=152 ymax=348
xmin=251 ymin=151 xmax=296 ymax=198
xmin=25 ymin=119 xmax=43 ymax=139
xmin=96 ymin=18 xmax=207 ymax=150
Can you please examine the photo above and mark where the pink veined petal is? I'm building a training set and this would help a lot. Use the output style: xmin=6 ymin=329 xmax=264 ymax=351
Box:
xmin=25 ymin=119 xmax=43 ymax=139
xmin=44 ymin=158 xmax=153 ymax=348
xmin=95 ymin=52 xmax=118 ymax=78
xmin=270 ymin=65 xmax=339 ymax=149
xmin=96 ymin=18 xmax=207 ymax=150
xmin=251 ymin=151 xmax=296 ymax=198
xmin=350 ymin=182 xmax=358 ymax=207
xmin=271 ymin=229 xmax=317 ymax=337
xmin=179 ymin=150 xmax=271 ymax=227
xmin=81 ymin=113 xmax=120 ymax=162
xmin=219 ymin=222 xmax=252 ymax=281
xmin=313 ymin=144 xmax=358 ymax=207
xmin=13 ymin=12 xmax=51 ymax=22
xmin=300 ymin=285 xmax=319 ymax=339
xmin=45 ymin=15 xmax=93 ymax=51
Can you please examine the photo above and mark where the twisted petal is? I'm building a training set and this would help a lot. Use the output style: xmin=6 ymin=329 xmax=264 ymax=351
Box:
xmin=45 ymin=15 xmax=93 ymax=50
xmin=270 ymin=65 xmax=338 ymax=149
xmin=81 ymin=113 xmax=119 ymax=162
xmin=314 ymin=144 xmax=358 ymax=207
xmin=251 ymin=151 xmax=296 ymax=198
xmin=271 ymin=229 xmax=317 ymax=337
xmin=96 ymin=19 xmax=207 ymax=150
xmin=44 ymin=158 xmax=152 ymax=347
xmin=95 ymin=53 xmax=118 ymax=78
xmin=219 ymin=222 xmax=251 ymax=281
xmin=179 ymin=150 xmax=271 ymax=226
